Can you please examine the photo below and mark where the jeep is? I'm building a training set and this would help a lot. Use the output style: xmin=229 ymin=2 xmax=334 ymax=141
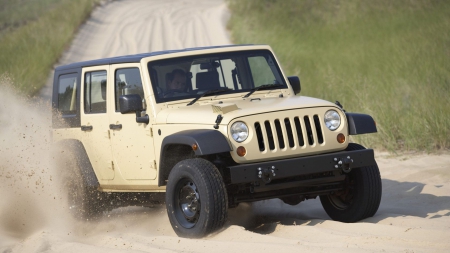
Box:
xmin=52 ymin=44 xmax=381 ymax=238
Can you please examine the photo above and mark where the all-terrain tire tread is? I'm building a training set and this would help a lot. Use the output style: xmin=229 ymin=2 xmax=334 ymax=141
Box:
xmin=320 ymin=143 xmax=382 ymax=222
xmin=166 ymin=158 xmax=227 ymax=238
xmin=346 ymin=143 xmax=382 ymax=220
xmin=194 ymin=158 xmax=228 ymax=234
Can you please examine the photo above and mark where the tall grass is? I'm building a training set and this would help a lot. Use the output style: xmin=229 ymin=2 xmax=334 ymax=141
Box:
xmin=228 ymin=0 xmax=450 ymax=151
xmin=0 ymin=0 xmax=62 ymax=34
xmin=0 ymin=0 xmax=100 ymax=96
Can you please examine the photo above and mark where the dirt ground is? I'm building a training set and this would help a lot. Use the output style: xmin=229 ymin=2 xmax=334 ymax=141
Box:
xmin=1 ymin=0 xmax=449 ymax=252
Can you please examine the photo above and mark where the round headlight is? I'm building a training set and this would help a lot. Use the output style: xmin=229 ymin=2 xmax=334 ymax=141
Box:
xmin=230 ymin=121 xmax=249 ymax=142
xmin=324 ymin=110 xmax=341 ymax=131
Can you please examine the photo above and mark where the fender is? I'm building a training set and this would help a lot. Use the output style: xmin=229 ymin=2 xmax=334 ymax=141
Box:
xmin=55 ymin=139 xmax=99 ymax=188
xmin=158 ymin=129 xmax=231 ymax=186
xmin=346 ymin=113 xmax=377 ymax=135
xmin=161 ymin=129 xmax=231 ymax=156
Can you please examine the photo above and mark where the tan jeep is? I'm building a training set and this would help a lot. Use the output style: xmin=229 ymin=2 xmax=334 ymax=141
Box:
xmin=52 ymin=44 xmax=381 ymax=238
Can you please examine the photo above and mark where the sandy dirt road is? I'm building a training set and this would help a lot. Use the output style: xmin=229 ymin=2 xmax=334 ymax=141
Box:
xmin=1 ymin=0 xmax=450 ymax=252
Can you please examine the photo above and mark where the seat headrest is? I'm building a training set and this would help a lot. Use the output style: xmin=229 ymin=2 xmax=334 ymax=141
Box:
xmin=196 ymin=71 xmax=220 ymax=90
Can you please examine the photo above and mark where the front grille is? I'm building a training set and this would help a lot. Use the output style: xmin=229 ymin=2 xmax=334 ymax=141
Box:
xmin=255 ymin=114 xmax=324 ymax=152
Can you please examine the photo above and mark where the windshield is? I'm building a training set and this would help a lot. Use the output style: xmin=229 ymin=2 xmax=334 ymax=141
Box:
xmin=147 ymin=50 xmax=287 ymax=103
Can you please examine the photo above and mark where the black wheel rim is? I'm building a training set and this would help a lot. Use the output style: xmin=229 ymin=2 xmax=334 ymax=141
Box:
xmin=174 ymin=178 xmax=201 ymax=228
xmin=328 ymin=176 xmax=355 ymax=210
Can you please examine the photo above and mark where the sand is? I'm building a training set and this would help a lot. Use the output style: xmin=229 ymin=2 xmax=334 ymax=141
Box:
xmin=2 ymin=0 xmax=450 ymax=252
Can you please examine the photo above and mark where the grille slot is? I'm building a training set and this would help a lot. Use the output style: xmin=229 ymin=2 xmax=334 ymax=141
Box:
xmin=294 ymin=117 xmax=305 ymax=147
xmin=304 ymin=116 xmax=314 ymax=145
xmin=313 ymin=115 xmax=324 ymax=144
xmin=264 ymin=120 xmax=275 ymax=150
xmin=284 ymin=118 xmax=295 ymax=148
xmin=254 ymin=114 xmax=325 ymax=152
xmin=254 ymin=122 xmax=265 ymax=151
xmin=274 ymin=119 xmax=285 ymax=149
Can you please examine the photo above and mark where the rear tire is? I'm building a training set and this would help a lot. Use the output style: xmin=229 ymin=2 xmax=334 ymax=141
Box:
xmin=58 ymin=142 xmax=105 ymax=220
xmin=66 ymin=169 xmax=105 ymax=220
xmin=166 ymin=158 xmax=228 ymax=238
xmin=320 ymin=143 xmax=382 ymax=222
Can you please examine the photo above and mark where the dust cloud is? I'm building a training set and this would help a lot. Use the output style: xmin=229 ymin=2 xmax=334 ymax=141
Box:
xmin=0 ymin=75 xmax=68 ymax=242
xmin=0 ymin=76 xmax=174 ymax=251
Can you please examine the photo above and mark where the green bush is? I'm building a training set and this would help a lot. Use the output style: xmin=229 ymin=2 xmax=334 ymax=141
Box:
xmin=228 ymin=0 xmax=450 ymax=151
xmin=0 ymin=0 xmax=99 ymax=95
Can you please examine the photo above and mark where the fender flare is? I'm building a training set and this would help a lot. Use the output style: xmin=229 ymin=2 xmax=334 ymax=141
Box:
xmin=158 ymin=129 xmax=231 ymax=186
xmin=161 ymin=129 xmax=231 ymax=156
xmin=346 ymin=113 xmax=377 ymax=135
xmin=54 ymin=139 xmax=99 ymax=188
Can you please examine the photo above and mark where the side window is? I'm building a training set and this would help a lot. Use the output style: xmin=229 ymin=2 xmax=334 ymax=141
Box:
xmin=84 ymin=70 xmax=107 ymax=114
xmin=248 ymin=56 xmax=278 ymax=87
xmin=115 ymin=68 xmax=144 ymax=111
xmin=58 ymin=73 xmax=77 ymax=115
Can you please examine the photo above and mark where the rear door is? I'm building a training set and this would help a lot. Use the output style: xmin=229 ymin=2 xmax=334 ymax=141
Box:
xmin=80 ymin=66 xmax=114 ymax=180
xmin=108 ymin=63 xmax=156 ymax=180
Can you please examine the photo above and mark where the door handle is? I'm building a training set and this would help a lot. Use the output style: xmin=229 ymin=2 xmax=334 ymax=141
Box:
xmin=109 ymin=124 xmax=122 ymax=130
xmin=81 ymin=125 xmax=93 ymax=131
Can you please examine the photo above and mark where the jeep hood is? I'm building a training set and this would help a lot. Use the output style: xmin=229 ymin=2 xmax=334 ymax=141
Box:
xmin=155 ymin=96 xmax=336 ymax=125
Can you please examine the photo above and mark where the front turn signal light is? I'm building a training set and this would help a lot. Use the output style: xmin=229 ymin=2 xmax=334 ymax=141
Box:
xmin=337 ymin=133 xmax=346 ymax=144
xmin=237 ymin=146 xmax=247 ymax=157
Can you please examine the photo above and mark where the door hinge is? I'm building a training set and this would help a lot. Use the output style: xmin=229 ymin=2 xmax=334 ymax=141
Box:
xmin=111 ymin=161 xmax=115 ymax=170
xmin=153 ymin=160 xmax=157 ymax=170
xmin=150 ymin=127 xmax=153 ymax=137
xmin=107 ymin=130 xmax=111 ymax=139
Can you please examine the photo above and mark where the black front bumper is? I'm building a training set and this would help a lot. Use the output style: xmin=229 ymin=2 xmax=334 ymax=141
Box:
xmin=228 ymin=149 xmax=376 ymax=185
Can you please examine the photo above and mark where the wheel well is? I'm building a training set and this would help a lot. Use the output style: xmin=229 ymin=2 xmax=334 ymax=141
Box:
xmin=159 ymin=144 xmax=196 ymax=186
xmin=53 ymin=139 xmax=99 ymax=188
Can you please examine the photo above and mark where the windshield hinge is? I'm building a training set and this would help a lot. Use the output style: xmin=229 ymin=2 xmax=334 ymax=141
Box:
xmin=214 ymin=114 xmax=223 ymax=129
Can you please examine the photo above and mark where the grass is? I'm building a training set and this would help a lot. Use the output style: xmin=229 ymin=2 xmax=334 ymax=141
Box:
xmin=228 ymin=0 xmax=450 ymax=151
xmin=0 ymin=0 xmax=62 ymax=34
xmin=0 ymin=0 xmax=100 ymax=96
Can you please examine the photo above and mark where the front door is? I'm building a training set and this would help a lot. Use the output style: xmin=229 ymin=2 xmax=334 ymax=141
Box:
xmin=80 ymin=66 xmax=114 ymax=180
xmin=108 ymin=64 xmax=156 ymax=180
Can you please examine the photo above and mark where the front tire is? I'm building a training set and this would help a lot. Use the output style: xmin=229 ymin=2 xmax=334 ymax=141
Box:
xmin=320 ymin=143 xmax=382 ymax=222
xmin=166 ymin=158 xmax=228 ymax=238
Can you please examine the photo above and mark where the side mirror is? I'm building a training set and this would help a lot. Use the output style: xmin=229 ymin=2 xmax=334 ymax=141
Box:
xmin=119 ymin=94 xmax=149 ymax=124
xmin=119 ymin=94 xmax=143 ymax=113
xmin=288 ymin=76 xmax=301 ymax=95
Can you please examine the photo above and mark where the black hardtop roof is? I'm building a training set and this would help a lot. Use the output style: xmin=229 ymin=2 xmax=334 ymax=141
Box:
xmin=55 ymin=44 xmax=254 ymax=71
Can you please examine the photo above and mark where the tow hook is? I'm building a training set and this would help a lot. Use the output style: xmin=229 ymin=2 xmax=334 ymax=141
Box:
xmin=334 ymin=156 xmax=353 ymax=173
xmin=257 ymin=166 xmax=276 ymax=183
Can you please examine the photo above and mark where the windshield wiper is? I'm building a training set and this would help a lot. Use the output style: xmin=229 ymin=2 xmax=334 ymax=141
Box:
xmin=243 ymin=84 xmax=285 ymax=98
xmin=187 ymin=87 xmax=231 ymax=106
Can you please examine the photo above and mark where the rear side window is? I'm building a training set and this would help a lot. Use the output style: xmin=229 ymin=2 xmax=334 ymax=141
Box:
xmin=84 ymin=71 xmax=107 ymax=114
xmin=115 ymin=68 xmax=144 ymax=111
xmin=58 ymin=73 xmax=78 ymax=115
